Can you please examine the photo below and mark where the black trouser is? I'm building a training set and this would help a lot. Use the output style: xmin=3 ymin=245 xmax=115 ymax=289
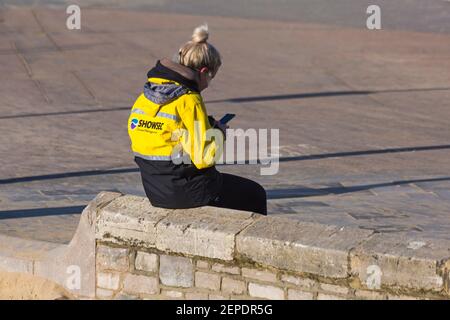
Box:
xmin=208 ymin=173 xmax=267 ymax=215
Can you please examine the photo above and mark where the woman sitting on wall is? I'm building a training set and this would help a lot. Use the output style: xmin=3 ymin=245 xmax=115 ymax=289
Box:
xmin=128 ymin=24 xmax=267 ymax=215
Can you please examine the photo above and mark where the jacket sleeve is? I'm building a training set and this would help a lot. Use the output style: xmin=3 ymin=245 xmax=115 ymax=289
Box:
xmin=178 ymin=95 xmax=224 ymax=169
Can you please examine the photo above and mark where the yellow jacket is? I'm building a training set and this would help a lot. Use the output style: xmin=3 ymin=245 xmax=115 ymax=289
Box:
xmin=128 ymin=77 xmax=223 ymax=169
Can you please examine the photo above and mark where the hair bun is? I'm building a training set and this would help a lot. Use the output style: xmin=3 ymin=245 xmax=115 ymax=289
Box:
xmin=192 ymin=23 xmax=209 ymax=43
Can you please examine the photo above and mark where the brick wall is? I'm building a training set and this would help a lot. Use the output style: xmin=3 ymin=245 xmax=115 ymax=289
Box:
xmin=94 ymin=242 xmax=447 ymax=300
xmin=92 ymin=193 xmax=450 ymax=300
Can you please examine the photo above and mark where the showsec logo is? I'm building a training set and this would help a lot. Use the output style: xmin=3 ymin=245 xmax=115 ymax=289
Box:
xmin=130 ymin=118 xmax=138 ymax=130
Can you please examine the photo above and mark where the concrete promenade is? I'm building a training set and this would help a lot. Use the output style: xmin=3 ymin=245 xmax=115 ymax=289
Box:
xmin=0 ymin=1 xmax=450 ymax=244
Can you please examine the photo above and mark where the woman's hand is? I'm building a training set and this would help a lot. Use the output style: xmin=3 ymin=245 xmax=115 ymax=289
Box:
xmin=208 ymin=116 xmax=229 ymax=139
xmin=214 ymin=120 xmax=229 ymax=139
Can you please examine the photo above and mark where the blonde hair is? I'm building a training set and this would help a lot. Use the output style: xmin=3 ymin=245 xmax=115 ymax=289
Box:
xmin=177 ymin=24 xmax=222 ymax=77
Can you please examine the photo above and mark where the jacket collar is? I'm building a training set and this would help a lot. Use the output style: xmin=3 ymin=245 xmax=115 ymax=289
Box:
xmin=147 ymin=58 xmax=200 ymax=92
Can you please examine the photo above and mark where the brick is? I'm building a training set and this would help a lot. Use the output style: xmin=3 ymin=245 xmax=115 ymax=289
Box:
xmin=287 ymin=289 xmax=314 ymax=300
xmin=156 ymin=208 xmax=255 ymax=260
xmin=196 ymin=260 xmax=209 ymax=269
xmin=185 ymin=292 xmax=209 ymax=300
xmin=211 ymin=263 xmax=240 ymax=275
xmin=354 ymin=290 xmax=386 ymax=300
xmin=317 ymin=293 xmax=346 ymax=300
xmin=242 ymin=267 xmax=277 ymax=282
xmin=237 ymin=218 xmax=373 ymax=278
xmin=387 ymin=294 xmax=421 ymax=300
xmin=209 ymin=294 xmax=229 ymax=300
xmin=97 ymin=272 xmax=120 ymax=290
xmin=159 ymin=255 xmax=193 ymax=288
xmin=350 ymin=234 xmax=450 ymax=292
xmin=230 ymin=295 xmax=256 ymax=300
xmin=0 ymin=255 xmax=33 ymax=273
xmin=96 ymin=245 xmax=129 ymax=272
xmin=123 ymin=273 xmax=159 ymax=295
xmin=96 ymin=195 xmax=170 ymax=247
xmin=195 ymin=271 xmax=221 ymax=290
xmin=161 ymin=290 xmax=183 ymax=298
xmin=135 ymin=251 xmax=158 ymax=273
xmin=222 ymin=277 xmax=246 ymax=295
xmin=114 ymin=293 xmax=140 ymax=300
xmin=281 ymin=274 xmax=317 ymax=289
xmin=320 ymin=283 xmax=349 ymax=295
xmin=248 ymin=283 xmax=284 ymax=300
xmin=96 ymin=288 xmax=115 ymax=299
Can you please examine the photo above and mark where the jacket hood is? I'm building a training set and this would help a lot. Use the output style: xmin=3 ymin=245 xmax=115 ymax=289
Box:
xmin=144 ymin=58 xmax=200 ymax=105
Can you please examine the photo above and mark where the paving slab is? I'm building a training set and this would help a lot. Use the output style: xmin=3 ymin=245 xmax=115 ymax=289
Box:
xmin=0 ymin=3 xmax=449 ymax=246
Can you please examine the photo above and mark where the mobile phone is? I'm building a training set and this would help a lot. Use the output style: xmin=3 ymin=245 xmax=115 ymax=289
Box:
xmin=219 ymin=113 xmax=236 ymax=124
